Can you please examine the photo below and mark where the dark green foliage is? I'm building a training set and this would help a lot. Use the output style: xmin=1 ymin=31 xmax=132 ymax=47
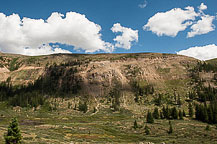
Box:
xmin=179 ymin=109 xmax=183 ymax=120
xmin=189 ymin=62 xmax=217 ymax=124
xmin=171 ymin=107 xmax=178 ymax=119
xmin=190 ymin=62 xmax=217 ymax=124
xmin=205 ymin=125 xmax=211 ymax=131
xmin=195 ymin=103 xmax=217 ymax=124
xmin=160 ymin=111 xmax=164 ymax=119
xmin=194 ymin=61 xmax=217 ymax=73
xmin=0 ymin=78 xmax=13 ymax=102
xmin=145 ymin=125 xmax=150 ymax=135
xmin=133 ymin=120 xmax=138 ymax=129
xmin=131 ymin=80 xmax=154 ymax=103
xmin=42 ymin=102 xmax=53 ymax=112
xmin=161 ymin=106 xmax=185 ymax=120
xmin=153 ymin=107 xmax=159 ymax=119
xmin=162 ymin=105 xmax=171 ymax=119
xmin=188 ymin=103 xmax=194 ymax=118
xmin=173 ymin=91 xmax=177 ymax=103
xmin=188 ymin=91 xmax=196 ymax=100
xmin=168 ymin=121 xmax=173 ymax=134
xmin=0 ymin=63 xmax=81 ymax=108
xmin=162 ymin=106 xmax=167 ymax=119
xmin=197 ymin=86 xmax=217 ymax=102
xmin=134 ymin=94 xmax=139 ymax=103
xmin=146 ymin=111 xmax=154 ymax=124
xmin=154 ymin=93 xmax=163 ymax=106
xmin=177 ymin=95 xmax=182 ymax=106
xmin=78 ymin=101 xmax=88 ymax=113
xmin=8 ymin=92 xmax=46 ymax=107
xmin=93 ymin=107 xmax=97 ymax=113
xmin=35 ymin=64 xmax=81 ymax=95
xmin=183 ymin=110 xmax=186 ymax=117
xmin=190 ymin=62 xmax=217 ymax=104
xmin=0 ymin=78 xmax=46 ymax=108
xmin=9 ymin=58 xmax=20 ymax=71
xmin=4 ymin=117 xmax=22 ymax=144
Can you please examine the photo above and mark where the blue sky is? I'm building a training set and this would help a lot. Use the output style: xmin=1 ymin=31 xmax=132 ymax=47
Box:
xmin=0 ymin=0 xmax=216 ymax=60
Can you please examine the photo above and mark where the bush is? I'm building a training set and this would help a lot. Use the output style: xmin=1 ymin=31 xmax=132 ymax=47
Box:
xmin=78 ymin=101 xmax=88 ymax=113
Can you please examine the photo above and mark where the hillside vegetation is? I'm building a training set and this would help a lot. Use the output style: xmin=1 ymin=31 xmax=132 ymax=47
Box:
xmin=0 ymin=53 xmax=216 ymax=143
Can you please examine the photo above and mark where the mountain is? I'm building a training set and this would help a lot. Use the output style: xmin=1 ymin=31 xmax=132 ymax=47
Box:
xmin=0 ymin=52 xmax=217 ymax=143
xmin=0 ymin=53 xmax=198 ymax=93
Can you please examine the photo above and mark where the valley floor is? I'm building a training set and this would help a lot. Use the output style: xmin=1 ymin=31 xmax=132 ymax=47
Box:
xmin=0 ymin=101 xmax=217 ymax=144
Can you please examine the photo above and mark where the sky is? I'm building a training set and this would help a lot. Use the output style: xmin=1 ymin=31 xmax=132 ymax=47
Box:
xmin=0 ymin=0 xmax=216 ymax=60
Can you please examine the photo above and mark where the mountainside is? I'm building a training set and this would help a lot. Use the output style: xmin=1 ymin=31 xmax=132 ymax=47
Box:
xmin=0 ymin=53 xmax=198 ymax=94
xmin=0 ymin=52 xmax=217 ymax=144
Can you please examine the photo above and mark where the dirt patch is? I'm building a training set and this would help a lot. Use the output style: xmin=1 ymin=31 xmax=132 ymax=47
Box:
xmin=20 ymin=120 xmax=44 ymax=126
xmin=35 ymin=124 xmax=60 ymax=129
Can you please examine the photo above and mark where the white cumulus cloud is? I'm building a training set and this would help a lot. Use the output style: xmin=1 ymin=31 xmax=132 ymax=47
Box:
xmin=0 ymin=12 xmax=114 ymax=55
xmin=23 ymin=44 xmax=72 ymax=56
xmin=177 ymin=44 xmax=217 ymax=60
xmin=187 ymin=3 xmax=216 ymax=38
xmin=187 ymin=14 xmax=215 ymax=38
xmin=143 ymin=6 xmax=198 ymax=37
xmin=143 ymin=3 xmax=216 ymax=38
xmin=111 ymin=23 xmax=138 ymax=49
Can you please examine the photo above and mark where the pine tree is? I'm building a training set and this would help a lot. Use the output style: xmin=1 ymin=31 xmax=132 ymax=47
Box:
xmin=166 ymin=105 xmax=170 ymax=119
xmin=162 ymin=105 xmax=170 ymax=119
xmin=155 ymin=93 xmax=162 ymax=106
xmin=162 ymin=106 xmax=167 ymax=119
xmin=4 ymin=117 xmax=22 ymax=144
xmin=133 ymin=120 xmax=138 ymax=129
xmin=173 ymin=91 xmax=177 ymax=102
xmin=203 ymin=106 xmax=209 ymax=123
xmin=183 ymin=110 xmax=186 ymax=117
xmin=153 ymin=107 xmax=159 ymax=119
xmin=179 ymin=109 xmax=183 ymax=120
xmin=93 ymin=107 xmax=97 ymax=113
xmin=147 ymin=111 xmax=154 ymax=124
xmin=195 ymin=104 xmax=200 ymax=120
xmin=177 ymin=95 xmax=182 ymax=106
xmin=171 ymin=107 xmax=178 ymax=119
xmin=188 ymin=103 xmax=194 ymax=118
xmin=168 ymin=121 xmax=173 ymax=134
xmin=207 ymin=105 xmax=213 ymax=123
xmin=145 ymin=125 xmax=150 ymax=135
xmin=160 ymin=111 xmax=164 ymax=119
